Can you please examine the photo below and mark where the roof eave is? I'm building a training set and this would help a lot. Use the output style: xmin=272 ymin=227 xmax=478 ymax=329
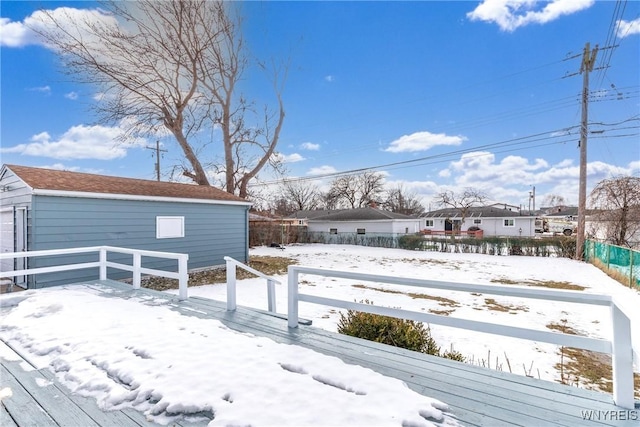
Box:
xmin=31 ymin=188 xmax=253 ymax=207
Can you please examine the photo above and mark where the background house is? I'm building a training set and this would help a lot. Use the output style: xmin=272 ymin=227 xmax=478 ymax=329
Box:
xmin=293 ymin=207 xmax=422 ymax=236
xmin=421 ymin=206 xmax=537 ymax=237
xmin=0 ymin=164 xmax=251 ymax=288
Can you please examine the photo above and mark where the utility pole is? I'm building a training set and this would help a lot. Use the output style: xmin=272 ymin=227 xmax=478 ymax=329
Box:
xmin=576 ymin=42 xmax=598 ymax=261
xmin=145 ymin=140 xmax=168 ymax=181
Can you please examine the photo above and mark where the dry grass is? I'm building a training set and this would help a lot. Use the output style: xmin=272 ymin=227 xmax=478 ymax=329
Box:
xmin=490 ymin=278 xmax=586 ymax=291
xmin=351 ymin=283 xmax=460 ymax=307
xmin=143 ymin=255 xmax=297 ymax=291
xmin=483 ymin=298 xmax=529 ymax=313
xmin=546 ymin=321 xmax=580 ymax=335
xmin=555 ymin=348 xmax=640 ymax=398
xmin=428 ymin=308 xmax=456 ymax=316
xmin=592 ymin=259 xmax=638 ymax=289
xmin=547 ymin=319 xmax=640 ymax=398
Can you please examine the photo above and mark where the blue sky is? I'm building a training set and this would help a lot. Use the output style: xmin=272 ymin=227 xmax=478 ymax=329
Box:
xmin=1 ymin=0 xmax=639 ymax=209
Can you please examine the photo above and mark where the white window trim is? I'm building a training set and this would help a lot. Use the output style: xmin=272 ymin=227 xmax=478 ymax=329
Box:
xmin=156 ymin=216 xmax=185 ymax=239
xmin=356 ymin=228 xmax=366 ymax=235
xmin=473 ymin=219 xmax=482 ymax=225
xmin=425 ymin=220 xmax=434 ymax=227
xmin=503 ymin=219 xmax=515 ymax=227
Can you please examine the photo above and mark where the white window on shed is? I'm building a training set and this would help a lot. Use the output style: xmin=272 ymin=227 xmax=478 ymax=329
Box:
xmin=503 ymin=219 xmax=515 ymax=227
xmin=329 ymin=228 xmax=338 ymax=234
xmin=156 ymin=216 xmax=185 ymax=239
xmin=473 ymin=219 xmax=482 ymax=225
xmin=356 ymin=228 xmax=366 ymax=235
xmin=425 ymin=220 xmax=434 ymax=227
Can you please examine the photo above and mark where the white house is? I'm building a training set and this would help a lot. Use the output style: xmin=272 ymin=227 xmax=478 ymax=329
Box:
xmin=289 ymin=207 xmax=422 ymax=236
xmin=421 ymin=206 xmax=537 ymax=237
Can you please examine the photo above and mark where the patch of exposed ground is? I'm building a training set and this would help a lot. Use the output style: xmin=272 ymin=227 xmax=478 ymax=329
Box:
xmin=142 ymin=255 xmax=297 ymax=291
xmin=490 ymin=278 xmax=586 ymax=291
xmin=428 ymin=309 xmax=456 ymax=316
xmin=378 ymin=257 xmax=462 ymax=270
xmin=482 ymin=298 xmax=529 ymax=313
xmin=547 ymin=319 xmax=640 ymax=398
xmin=351 ymin=284 xmax=460 ymax=308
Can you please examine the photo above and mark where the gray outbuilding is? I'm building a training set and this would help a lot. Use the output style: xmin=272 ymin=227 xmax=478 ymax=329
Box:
xmin=0 ymin=164 xmax=251 ymax=288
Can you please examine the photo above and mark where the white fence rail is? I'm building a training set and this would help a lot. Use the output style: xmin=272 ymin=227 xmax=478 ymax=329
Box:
xmin=286 ymin=265 xmax=637 ymax=410
xmin=225 ymin=256 xmax=279 ymax=313
xmin=0 ymin=246 xmax=189 ymax=300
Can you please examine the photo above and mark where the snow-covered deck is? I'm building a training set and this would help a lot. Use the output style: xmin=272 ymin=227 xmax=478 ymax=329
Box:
xmin=2 ymin=279 xmax=638 ymax=427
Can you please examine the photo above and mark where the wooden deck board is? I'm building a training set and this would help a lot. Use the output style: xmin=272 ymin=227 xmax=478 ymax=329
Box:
xmin=182 ymin=296 xmax=629 ymax=427
xmin=2 ymin=280 xmax=638 ymax=426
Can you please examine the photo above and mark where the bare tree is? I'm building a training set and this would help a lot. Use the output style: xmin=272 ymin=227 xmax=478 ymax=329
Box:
xmin=326 ymin=172 xmax=385 ymax=209
xmin=542 ymin=194 xmax=567 ymax=208
xmin=383 ymin=184 xmax=425 ymax=216
xmin=32 ymin=1 xmax=285 ymax=196
xmin=280 ymin=180 xmax=320 ymax=212
xmin=433 ymin=188 xmax=487 ymax=229
xmin=589 ymin=176 xmax=640 ymax=248
xmin=198 ymin=6 xmax=286 ymax=197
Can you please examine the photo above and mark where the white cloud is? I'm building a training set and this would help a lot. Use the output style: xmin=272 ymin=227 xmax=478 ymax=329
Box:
xmin=300 ymin=142 xmax=320 ymax=151
xmin=272 ymin=153 xmax=305 ymax=164
xmin=617 ymin=18 xmax=640 ymax=38
xmin=431 ymin=150 xmax=637 ymax=207
xmin=65 ymin=91 xmax=79 ymax=100
xmin=1 ymin=7 xmax=118 ymax=49
xmin=553 ymin=159 xmax=573 ymax=168
xmin=28 ymin=85 xmax=51 ymax=95
xmin=467 ymin=0 xmax=595 ymax=32
xmin=307 ymin=165 xmax=337 ymax=176
xmin=324 ymin=75 xmax=334 ymax=83
xmin=385 ymin=131 xmax=467 ymax=153
xmin=0 ymin=17 xmax=36 ymax=47
xmin=1 ymin=124 xmax=146 ymax=160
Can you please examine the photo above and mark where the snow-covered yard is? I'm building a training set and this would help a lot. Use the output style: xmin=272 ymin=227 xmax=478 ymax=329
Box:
xmin=179 ymin=244 xmax=640 ymax=386
xmin=1 ymin=243 xmax=638 ymax=426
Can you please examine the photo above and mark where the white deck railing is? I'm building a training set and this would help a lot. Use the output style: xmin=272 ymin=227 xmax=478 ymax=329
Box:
xmin=286 ymin=265 xmax=637 ymax=410
xmin=0 ymin=246 xmax=189 ymax=300
xmin=225 ymin=256 xmax=279 ymax=313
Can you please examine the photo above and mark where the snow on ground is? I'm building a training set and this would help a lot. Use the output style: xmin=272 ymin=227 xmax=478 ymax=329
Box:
xmin=1 ymin=243 xmax=638 ymax=426
xmin=0 ymin=285 xmax=459 ymax=427
xmin=176 ymin=244 xmax=640 ymax=384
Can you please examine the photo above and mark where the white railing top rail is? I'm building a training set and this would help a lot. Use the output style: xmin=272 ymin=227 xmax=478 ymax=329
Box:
xmin=286 ymin=265 xmax=637 ymax=410
xmin=0 ymin=245 xmax=188 ymax=261
xmin=223 ymin=256 xmax=282 ymax=285
xmin=0 ymin=246 xmax=189 ymax=300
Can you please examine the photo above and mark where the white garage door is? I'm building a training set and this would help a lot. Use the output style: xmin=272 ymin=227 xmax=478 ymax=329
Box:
xmin=1 ymin=208 xmax=14 ymax=274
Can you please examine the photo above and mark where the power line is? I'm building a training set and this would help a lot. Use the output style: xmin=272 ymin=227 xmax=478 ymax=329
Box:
xmin=251 ymin=125 xmax=585 ymax=187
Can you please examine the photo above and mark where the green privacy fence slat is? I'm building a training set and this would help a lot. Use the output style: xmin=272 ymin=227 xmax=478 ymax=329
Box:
xmin=585 ymin=239 xmax=639 ymax=288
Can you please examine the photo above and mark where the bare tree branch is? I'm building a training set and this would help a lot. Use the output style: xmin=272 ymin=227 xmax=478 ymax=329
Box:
xmin=31 ymin=1 xmax=287 ymax=194
xmin=433 ymin=188 xmax=487 ymax=229
xmin=589 ymin=176 xmax=640 ymax=248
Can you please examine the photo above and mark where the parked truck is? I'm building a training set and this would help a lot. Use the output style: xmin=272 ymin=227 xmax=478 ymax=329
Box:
xmin=535 ymin=216 xmax=577 ymax=236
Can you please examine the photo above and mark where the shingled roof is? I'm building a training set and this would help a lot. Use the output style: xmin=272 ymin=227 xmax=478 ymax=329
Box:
xmin=421 ymin=206 xmax=534 ymax=218
xmin=4 ymin=164 xmax=248 ymax=204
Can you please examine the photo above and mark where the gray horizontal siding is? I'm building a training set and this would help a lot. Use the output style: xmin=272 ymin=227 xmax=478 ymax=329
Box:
xmin=29 ymin=195 xmax=248 ymax=287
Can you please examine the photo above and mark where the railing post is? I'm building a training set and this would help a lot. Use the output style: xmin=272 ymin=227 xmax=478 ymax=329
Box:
xmin=178 ymin=255 xmax=188 ymax=301
xmin=611 ymin=303 xmax=634 ymax=409
xmin=132 ymin=252 xmax=142 ymax=289
xmin=226 ymin=258 xmax=236 ymax=311
xmin=267 ymin=279 xmax=276 ymax=313
xmin=287 ymin=267 xmax=299 ymax=328
xmin=99 ymin=247 xmax=107 ymax=280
